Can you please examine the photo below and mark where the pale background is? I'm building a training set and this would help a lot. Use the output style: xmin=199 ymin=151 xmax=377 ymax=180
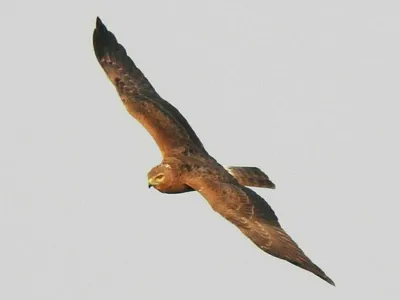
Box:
xmin=1 ymin=0 xmax=399 ymax=299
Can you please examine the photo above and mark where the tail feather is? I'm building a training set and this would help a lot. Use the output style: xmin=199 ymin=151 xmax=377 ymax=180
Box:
xmin=225 ymin=166 xmax=276 ymax=189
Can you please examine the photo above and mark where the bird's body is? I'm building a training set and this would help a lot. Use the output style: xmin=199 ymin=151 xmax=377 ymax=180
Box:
xmin=93 ymin=17 xmax=335 ymax=286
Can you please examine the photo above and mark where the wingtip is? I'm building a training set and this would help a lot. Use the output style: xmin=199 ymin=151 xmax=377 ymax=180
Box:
xmin=327 ymin=280 xmax=336 ymax=287
xmin=95 ymin=16 xmax=106 ymax=32
xmin=318 ymin=272 xmax=335 ymax=286
xmin=93 ymin=16 xmax=114 ymax=61
xmin=269 ymin=181 xmax=276 ymax=189
xmin=96 ymin=16 xmax=102 ymax=27
xmin=325 ymin=276 xmax=336 ymax=287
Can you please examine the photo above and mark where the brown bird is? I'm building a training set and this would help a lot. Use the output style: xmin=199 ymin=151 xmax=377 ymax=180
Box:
xmin=93 ymin=17 xmax=335 ymax=286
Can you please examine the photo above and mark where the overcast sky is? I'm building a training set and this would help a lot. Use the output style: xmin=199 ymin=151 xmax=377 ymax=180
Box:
xmin=1 ymin=0 xmax=399 ymax=299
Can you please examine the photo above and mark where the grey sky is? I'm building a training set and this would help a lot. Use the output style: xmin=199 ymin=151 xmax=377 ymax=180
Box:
xmin=1 ymin=0 xmax=399 ymax=299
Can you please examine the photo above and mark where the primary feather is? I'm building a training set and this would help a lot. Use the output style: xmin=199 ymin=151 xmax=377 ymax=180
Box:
xmin=93 ymin=17 xmax=206 ymax=157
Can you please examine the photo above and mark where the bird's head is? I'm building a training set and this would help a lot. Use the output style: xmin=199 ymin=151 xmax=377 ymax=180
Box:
xmin=147 ymin=164 xmax=174 ymax=192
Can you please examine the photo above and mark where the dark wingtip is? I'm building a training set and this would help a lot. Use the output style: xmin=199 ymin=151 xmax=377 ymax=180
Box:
xmin=95 ymin=16 xmax=107 ymax=33
xmin=92 ymin=16 xmax=136 ymax=79
xmin=93 ymin=17 xmax=105 ymax=60
xmin=96 ymin=16 xmax=103 ymax=27
xmin=312 ymin=265 xmax=335 ymax=286
xmin=268 ymin=181 xmax=276 ymax=189
xmin=324 ymin=275 xmax=336 ymax=286
xmin=327 ymin=279 xmax=336 ymax=286
xmin=93 ymin=16 xmax=116 ymax=62
xmin=93 ymin=16 xmax=107 ymax=39
xmin=315 ymin=270 xmax=335 ymax=286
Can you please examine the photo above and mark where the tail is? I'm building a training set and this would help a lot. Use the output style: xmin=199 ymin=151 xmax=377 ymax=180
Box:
xmin=225 ymin=166 xmax=276 ymax=189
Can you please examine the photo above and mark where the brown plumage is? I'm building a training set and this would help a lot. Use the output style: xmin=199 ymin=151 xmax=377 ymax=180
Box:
xmin=225 ymin=166 xmax=276 ymax=189
xmin=93 ymin=17 xmax=335 ymax=286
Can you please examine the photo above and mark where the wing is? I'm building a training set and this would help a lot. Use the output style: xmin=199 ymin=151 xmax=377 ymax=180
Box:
xmin=186 ymin=174 xmax=334 ymax=286
xmin=93 ymin=17 xmax=207 ymax=157
xmin=225 ymin=166 xmax=276 ymax=189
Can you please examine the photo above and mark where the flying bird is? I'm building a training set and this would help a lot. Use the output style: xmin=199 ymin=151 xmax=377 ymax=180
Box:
xmin=93 ymin=17 xmax=335 ymax=286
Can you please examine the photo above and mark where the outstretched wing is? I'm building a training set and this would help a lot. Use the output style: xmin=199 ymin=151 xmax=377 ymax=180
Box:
xmin=93 ymin=17 xmax=206 ymax=156
xmin=225 ymin=166 xmax=276 ymax=189
xmin=186 ymin=174 xmax=334 ymax=286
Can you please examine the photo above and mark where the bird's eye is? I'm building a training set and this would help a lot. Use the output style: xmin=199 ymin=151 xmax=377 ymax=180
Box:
xmin=155 ymin=174 xmax=165 ymax=182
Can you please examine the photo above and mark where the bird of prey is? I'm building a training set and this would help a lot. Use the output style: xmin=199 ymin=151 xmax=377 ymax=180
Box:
xmin=93 ymin=17 xmax=335 ymax=286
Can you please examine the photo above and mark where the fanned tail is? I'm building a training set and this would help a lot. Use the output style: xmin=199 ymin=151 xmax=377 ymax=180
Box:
xmin=225 ymin=166 xmax=276 ymax=189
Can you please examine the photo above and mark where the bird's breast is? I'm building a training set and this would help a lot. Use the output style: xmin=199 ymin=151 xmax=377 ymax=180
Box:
xmin=156 ymin=183 xmax=194 ymax=194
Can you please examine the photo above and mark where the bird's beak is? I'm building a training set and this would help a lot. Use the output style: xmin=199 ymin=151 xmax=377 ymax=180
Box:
xmin=148 ymin=179 xmax=154 ymax=189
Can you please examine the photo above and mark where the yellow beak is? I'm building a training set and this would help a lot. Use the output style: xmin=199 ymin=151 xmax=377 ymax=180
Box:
xmin=148 ymin=178 xmax=155 ymax=188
